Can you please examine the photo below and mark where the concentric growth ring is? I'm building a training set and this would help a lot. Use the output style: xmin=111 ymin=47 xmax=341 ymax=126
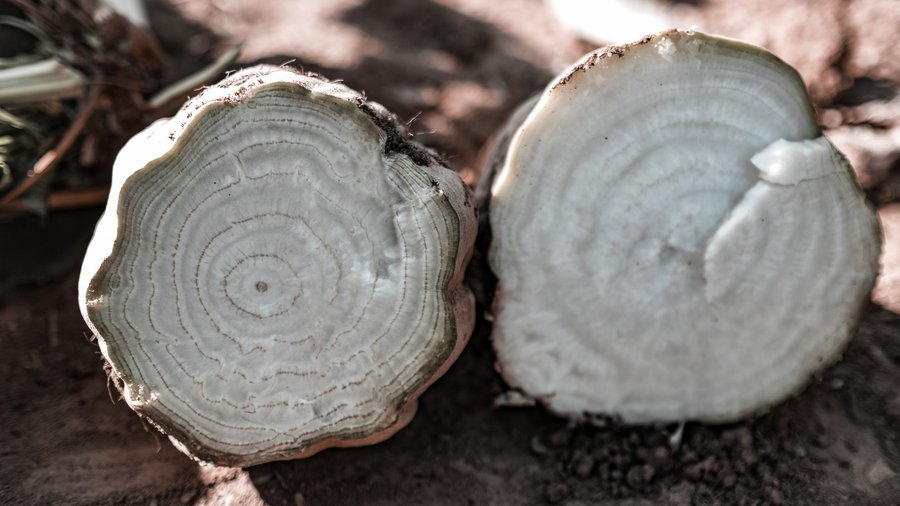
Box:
xmin=79 ymin=66 xmax=477 ymax=466
xmin=488 ymin=30 xmax=881 ymax=424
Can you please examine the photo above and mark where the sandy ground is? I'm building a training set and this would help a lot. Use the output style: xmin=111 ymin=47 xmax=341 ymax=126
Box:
xmin=1 ymin=0 xmax=899 ymax=504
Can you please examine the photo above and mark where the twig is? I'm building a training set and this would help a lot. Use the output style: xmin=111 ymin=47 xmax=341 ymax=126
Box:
xmin=46 ymin=186 xmax=110 ymax=209
xmin=0 ymin=83 xmax=102 ymax=207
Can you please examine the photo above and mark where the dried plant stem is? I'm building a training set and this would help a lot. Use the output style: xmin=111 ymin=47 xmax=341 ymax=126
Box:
xmin=46 ymin=186 xmax=110 ymax=209
xmin=0 ymin=84 xmax=102 ymax=208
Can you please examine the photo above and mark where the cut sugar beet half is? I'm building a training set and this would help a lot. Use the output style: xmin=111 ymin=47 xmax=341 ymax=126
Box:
xmin=78 ymin=65 xmax=477 ymax=466
xmin=487 ymin=30 xmax=881 ymax=424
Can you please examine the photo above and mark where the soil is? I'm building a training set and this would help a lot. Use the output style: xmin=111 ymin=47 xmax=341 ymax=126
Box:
xmin=2 ymin=0 xmax=899 ymax=504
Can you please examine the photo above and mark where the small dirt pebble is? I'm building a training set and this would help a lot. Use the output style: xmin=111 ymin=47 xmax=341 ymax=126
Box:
xmin=570 ymin=452 xmax=595 ymax=478
xmin=648 ymin=446 xmax=671 ymax=471
xmin=530 ymin=435 xmax=549 ymax=457
xmin=548 ymin=428 xmax=572 ymax=447
xmin=543 ymin=482 xmax=570 ymax=504
xmin=625 ymin=464 xmax=655 ymax=490
xmin=768 ymin=487 xmax=785 ymax=505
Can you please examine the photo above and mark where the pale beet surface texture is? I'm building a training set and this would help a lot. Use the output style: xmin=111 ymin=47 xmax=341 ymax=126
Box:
xmin=489 ymin=31 xmax=879 ymax=424
xmin=78 ymin=66 xmax=476 ymax=466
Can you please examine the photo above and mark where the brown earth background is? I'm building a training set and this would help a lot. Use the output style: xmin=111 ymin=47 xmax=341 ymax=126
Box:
xmin=2 ymin=0 xmax=900 ymax=504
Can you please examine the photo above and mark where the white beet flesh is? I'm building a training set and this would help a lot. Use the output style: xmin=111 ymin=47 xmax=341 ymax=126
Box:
xmin=489 ymin=30 xmax=881 ymax=423
xmin=79 ymin=66 xmax=476 ymax=466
